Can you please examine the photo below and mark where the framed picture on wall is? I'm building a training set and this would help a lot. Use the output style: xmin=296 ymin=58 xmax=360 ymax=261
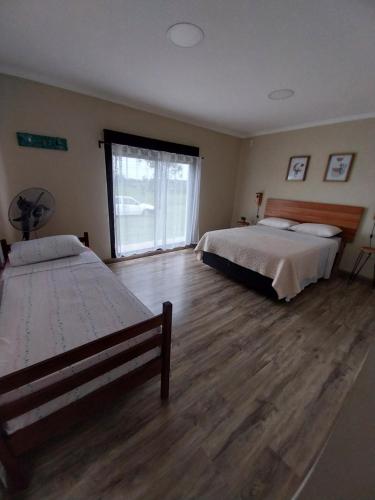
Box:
xmin=324 ymin=153 xmax=355 ymax=182
xmin=286 ymin=156 xmax=310 ymax=181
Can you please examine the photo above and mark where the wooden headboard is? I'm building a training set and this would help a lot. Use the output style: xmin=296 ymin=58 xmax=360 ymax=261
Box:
xmin=264 ymin=199 xmax=364 ymax=242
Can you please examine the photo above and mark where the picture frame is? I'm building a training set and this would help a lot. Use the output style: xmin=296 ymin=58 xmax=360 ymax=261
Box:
xmin=286 ymin=156 xmax=310 ymax=181
xmin=324 ymin=153 xmax=355 ymax=182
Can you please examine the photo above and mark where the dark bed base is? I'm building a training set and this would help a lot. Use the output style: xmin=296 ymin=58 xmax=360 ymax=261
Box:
xmin=202 ymin=251 xmax=279 ymax=300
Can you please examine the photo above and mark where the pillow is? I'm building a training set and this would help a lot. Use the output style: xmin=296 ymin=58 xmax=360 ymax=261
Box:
xmin=8 ymin=235 xmax=86 ymax=267
xmin=258 ymin=217 xmax=299 ymax=229
xmin=290 ymin=223 xmax=342 ymax=238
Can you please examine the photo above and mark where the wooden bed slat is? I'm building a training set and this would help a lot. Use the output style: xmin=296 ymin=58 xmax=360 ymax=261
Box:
xmin=0 ymin=335 xmax=162 ymax=422
xmin=8 ymin=358 xmax=162 ymax=456
xmin=0 ymin=314 xmax=163 ymax=394
xmin=264 ymin=198 xmax=364 ymax=242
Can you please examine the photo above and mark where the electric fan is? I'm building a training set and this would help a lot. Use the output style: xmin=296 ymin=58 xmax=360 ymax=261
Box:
xmin=8 ymin=188 xmax=55 ymax=240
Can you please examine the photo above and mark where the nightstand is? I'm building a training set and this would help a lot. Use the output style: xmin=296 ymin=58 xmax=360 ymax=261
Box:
xmin=349 ymin=246 xmax=375 ymax=287
xmin=236 ymin=220 xmax=251 ymax=227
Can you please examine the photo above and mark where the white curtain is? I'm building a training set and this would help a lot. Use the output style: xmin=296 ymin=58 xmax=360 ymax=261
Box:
xmin=112 ymin=143 xmax=201 ymax=257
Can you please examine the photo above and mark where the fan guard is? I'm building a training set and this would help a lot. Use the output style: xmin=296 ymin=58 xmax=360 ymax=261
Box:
xmin=8 ymin=188 xmax=55 ymax=240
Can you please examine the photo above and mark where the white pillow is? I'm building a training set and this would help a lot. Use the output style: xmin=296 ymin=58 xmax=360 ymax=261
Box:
xmin=8 ymin=235 xmax=86 ymax=267
xmin=258 ymin=217 xmax=299 ymax=229
xmin=290 ymin=223 xmax=342 ymax=238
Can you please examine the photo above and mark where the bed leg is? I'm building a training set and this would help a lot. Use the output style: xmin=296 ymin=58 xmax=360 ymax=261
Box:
xmin=333 ymin=240 xmax=346 ymax=275
xmin=0 ymin=431 xmax=29 ymax=491
xmin=160 ymin=301 xmax=172 ymax=401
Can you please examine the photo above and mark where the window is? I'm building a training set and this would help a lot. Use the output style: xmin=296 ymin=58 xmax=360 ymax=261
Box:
xmin=104 ymin=131 xmax=201 ymax=258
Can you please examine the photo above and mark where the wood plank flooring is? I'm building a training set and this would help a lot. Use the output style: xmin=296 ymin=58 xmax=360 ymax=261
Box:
xmin=5 ymin=249 xmax=375 ymax=500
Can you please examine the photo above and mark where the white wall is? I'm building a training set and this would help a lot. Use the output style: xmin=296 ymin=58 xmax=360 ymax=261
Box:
xmin=232 ymin=119 xmax=375 ymax=276
xmin=0 ymin=74 xmax=241 ymax=259
xmin=2 ymin=73 xmax=374 ymax=277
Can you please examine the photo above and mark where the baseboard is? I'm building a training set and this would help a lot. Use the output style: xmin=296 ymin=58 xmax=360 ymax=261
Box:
xmin=104 ymin=245 xmax=195 ymax=264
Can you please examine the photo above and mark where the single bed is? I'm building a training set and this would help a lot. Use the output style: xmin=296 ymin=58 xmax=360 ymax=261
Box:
xmin=0 ymin=234 xmax=172 ymax=491
xmin=195 ymin=199 xmax=364 ymax=300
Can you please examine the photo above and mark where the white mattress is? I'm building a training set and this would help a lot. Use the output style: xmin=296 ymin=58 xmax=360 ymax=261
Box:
xmin=195 ymin=225 xmax=340 ymax=300
xmin=0 ymin=249 xmax=161 ymax=434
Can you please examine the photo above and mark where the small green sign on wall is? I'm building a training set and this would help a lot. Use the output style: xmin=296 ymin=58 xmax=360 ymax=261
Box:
xmin=17 ymin=132 xmax=68 ymax=151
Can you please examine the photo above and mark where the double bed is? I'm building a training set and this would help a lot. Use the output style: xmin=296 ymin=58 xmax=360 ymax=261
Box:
xmin=0 ymin=234 xmax=172 ymax=491
xmin=196 ymin=199 xmax=364 ymax=300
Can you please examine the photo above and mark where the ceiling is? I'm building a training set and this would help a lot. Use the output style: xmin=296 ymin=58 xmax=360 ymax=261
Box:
xmin=1 ymin=0 xmax=375 ymax=137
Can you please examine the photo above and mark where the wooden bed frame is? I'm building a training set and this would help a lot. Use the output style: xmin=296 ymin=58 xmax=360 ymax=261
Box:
xmin=203 ymin=198 xmax=364 ymax=298
xmin=0 ymin=233 xmax=172 ymax=491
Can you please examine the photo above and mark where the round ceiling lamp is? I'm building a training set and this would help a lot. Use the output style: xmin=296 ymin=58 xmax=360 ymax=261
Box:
xmin=268 ymin=89 xmax=295 ymax=100
xmin=167 ymin=23 xmax=204 ymax=47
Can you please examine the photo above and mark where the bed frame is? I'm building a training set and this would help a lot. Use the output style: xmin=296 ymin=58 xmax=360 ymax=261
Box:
xmin=0 ymin=233 xmax=172 ymax=491
xmin=203 ymin=198 xmax=364 ymax=297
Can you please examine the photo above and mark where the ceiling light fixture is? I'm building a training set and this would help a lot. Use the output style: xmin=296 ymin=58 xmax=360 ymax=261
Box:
xmin=167 ymin=23 xmax=204 ymax=47
xmin=268 ymin=89 xmax=295 ymax=100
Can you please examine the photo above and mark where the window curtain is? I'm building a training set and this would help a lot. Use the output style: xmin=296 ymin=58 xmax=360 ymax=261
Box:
xmin=112 ymin=143 xmax=201 ymax=257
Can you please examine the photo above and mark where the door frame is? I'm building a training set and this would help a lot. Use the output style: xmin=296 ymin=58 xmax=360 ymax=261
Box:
xmin=103 ymin=129 xmax=199 ymax=258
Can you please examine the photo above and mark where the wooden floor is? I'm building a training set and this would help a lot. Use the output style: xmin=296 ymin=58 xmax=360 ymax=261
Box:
xmin=6 ymin=250 xmax=375 ymax=500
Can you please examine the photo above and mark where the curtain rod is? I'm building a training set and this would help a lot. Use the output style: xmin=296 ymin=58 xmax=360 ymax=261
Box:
xmin=98 ymin=140 xmax=204 ymax=159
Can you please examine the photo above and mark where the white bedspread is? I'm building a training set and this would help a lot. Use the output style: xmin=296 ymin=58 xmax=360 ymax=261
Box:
xmin=0 ymin=249 xmax=160 ymax=434
xmin=195 ymin=225 xmax=340 ymax=300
